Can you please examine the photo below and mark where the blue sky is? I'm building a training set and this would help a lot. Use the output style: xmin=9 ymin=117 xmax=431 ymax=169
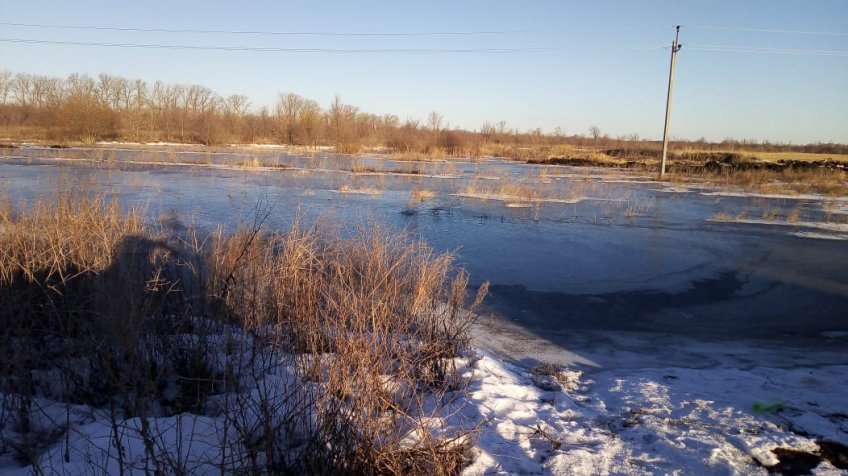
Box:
xmin=1 ymin=0 xmax=846 ymax=143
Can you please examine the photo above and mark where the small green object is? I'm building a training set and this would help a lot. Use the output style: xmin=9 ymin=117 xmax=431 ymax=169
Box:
xmin=752 ymin=400 xmax=785 ymax=414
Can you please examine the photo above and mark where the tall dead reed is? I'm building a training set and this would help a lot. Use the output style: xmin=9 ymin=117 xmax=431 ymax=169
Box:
xmin=0 ymin=188 xmax=486 ymax=474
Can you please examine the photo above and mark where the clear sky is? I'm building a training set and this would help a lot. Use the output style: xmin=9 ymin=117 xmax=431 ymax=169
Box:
xmin=1 ymin=0 xmax=846 ymax=143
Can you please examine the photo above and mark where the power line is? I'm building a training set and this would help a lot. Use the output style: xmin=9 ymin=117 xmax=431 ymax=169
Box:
xmin=3 ymin=37 xmax=845 ymax=57
xmin=0 ymin=21 xmax=664 ymax=37
xmin=0 ymin=22 xmax=848 ymax=36
xmin=0 ymin=21 xmax=535 ymax=37
xmin=0 ymin=37 xmax=666 ymax=54
xmin=685 ymin=44 xmax=848 ymax=57
xmin=684 ymin=24 xmax=848 ymax=37
xmin=4 ymin=21 xmax=846 ymax=38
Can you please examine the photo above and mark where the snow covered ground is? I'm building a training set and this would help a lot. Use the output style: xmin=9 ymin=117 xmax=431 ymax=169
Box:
xmin=460 ymin=349 xmax=847 ymax=475
xmin=458 ymin=317 xmax=848 ymax=475
xmin=7 ymin=330 xmax=843 ymax=475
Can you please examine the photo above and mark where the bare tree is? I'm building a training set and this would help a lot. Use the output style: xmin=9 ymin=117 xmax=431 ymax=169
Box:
xmin=530 ymin=127 xmax=543 ymax=145
xmin=489 ymin=120 xmax=508 ymax=144
xmin=480 ymin=122 xmax=496 ymax=143
xmin=159 ymin=83 xmax=184 ymax=140
xmin=181 ymin=84 xmax=219 ymax=143
xmin=276 ymin=93 xmax=305 ymax=144
xmin=0 ymin=70 xmax=12 ymax=105
xmin=30 ymin=75 xmax=53 ymax=108
xmin=589 ymin=125 xmax=601 ymax=142
xmin=225 ymin=94 xmax=250 ymax=118
xmin=298 ymin=99 xmax=321 ymax=147
xmin=328 ymin=94 xmax=344 ymax=145
xmin=108 ymin=76 xmax=129 ymax=111
xmin=356 ymin=112 xmax=380 ymax=147
xmin=427 ymin=111 xmax=443 ymax=133
xmin=12 ymin=73 xmax=34 ymax=107
xmin=96 ymin=74 xmax=119 ymax=108
xmin=553 ymin=126 xmax=564 ymax=139
xmin=46 ymin=78 xmax=65 ymax=108
xmin=66 ymin=73 xmax=97 ymax=99
xmin=248 ymin=105 xmax=274 ymax=143
xmin=62 ymin=73 xmax=117 ymax=141
xmin=31 ymin=75 xmax=64 ymax=108
xmin=328 ymin=95 xmax=359 ymax=152
xmin=183 ymin=85 xmax=222 ymax=144
xmin=120 ymin=79 xmax=149 ymax=141
xmin=225 ymin=94 xmax=250 ymax=140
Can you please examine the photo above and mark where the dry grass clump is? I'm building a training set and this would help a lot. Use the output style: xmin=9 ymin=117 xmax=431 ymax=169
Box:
xmin=822 ymin=199 xmax=844 ymax=223
xmin=411 ymin=189 xmax=437 ymax=202
xmin=402 ymin=190 xmax=437 ymax=216
xmin=405 ymin=164 xmax=425 ymax=175
xmin=234 ymin=155 xmax=290 ymax=169
xmin=786 ymin=205 xmax=802 ymax=224
xmin=0 ymin=197 xmax=12 ymax=221
xmin=0 ymin=189 xmax=486 ymax=474
xmin=204 ymin=219 xmax=487 ymax=473
xmin=711 ymin=212 xmax=734 ymax=222
xmin=339 ymin=183 xmax=382 ymax=195
xmin=761 ymin=208 xmax=780 ymax=221
xmin=480 ymin=143 xmax=598 ymax=162
xmin=778 ymin=168 xmax=847 ymax=196
xmin=624 ymin=197 xmax=655 ymax=218
xmin=745 ymin=151 xmax=848 ymax=164
xmin=237 ymin=156 xmax=263 ymax=167
xmin=675 ymin=167 xmax=848 ymax=197
xmin=497 ymin=182 xmax=539 ymax=202
xmin=350 ymin=157 xmax=380 ymax=174
xmin=0 ymin=191 xmax=146 ymax=281
xmin=0 ymin=192 xmax=183 ymax=465
xmin=529 ymin=364 xmax=582 ymax=393
xmin=388 ymin=150 xmax=444 ymax=162
xmin=459 ymin=174 xmax=593 ymax=205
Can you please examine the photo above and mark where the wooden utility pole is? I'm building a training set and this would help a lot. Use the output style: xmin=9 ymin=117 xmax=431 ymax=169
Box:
xmin=660 ymin=25 xmax=682 ymax=179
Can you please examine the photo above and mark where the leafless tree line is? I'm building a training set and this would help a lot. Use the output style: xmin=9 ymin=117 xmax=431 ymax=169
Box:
xmin=1 ymin=69 xmax=845 ymax=155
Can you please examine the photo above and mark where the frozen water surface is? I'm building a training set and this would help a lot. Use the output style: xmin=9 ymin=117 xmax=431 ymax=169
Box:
xmin=2 ymin=146 xmax=846 ymax=367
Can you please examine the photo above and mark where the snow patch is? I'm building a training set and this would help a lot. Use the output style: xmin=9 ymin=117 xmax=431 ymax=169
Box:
xmin=791 ymin=231 xmax=848 ymax=241
xmin=451 ymin=192 xmax=583 ymax=205
xmin=460 ymin=347 xmax=848 ymax=475
xmin=708 ymin=218 xmax=848 ymax=238
xmin=701 ymin=190 xmax=848 ymax=202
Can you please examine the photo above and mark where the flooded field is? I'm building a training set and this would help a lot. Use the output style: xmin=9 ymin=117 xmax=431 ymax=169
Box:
xmin=3 ymin=145 xmax=847 ymax=369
